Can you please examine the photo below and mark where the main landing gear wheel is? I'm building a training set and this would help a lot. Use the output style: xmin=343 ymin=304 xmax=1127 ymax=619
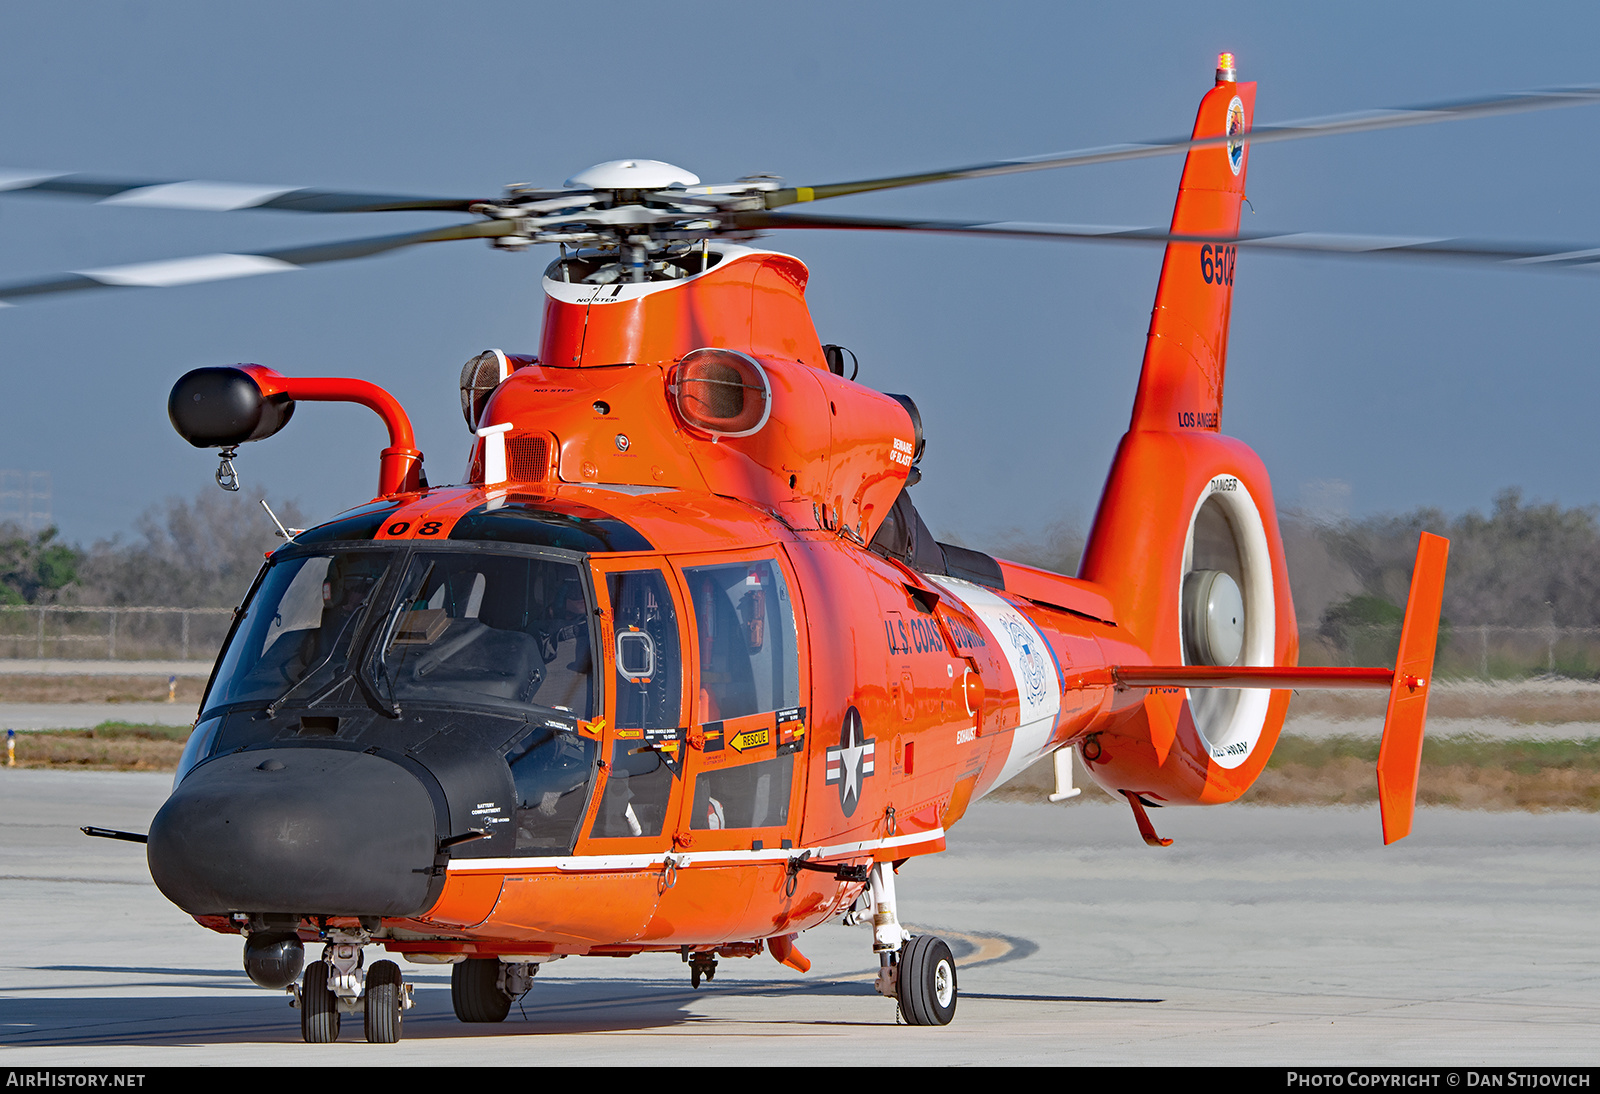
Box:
xmin=896 ymin=935 xmax=957 ymax=1026
xmin=300 ymin=961 xmax=340 ymax=1043
xmin=364 ymin=959 xmax=404 ymax=1044
xmin=452 ymin=958 xmax=512 ymax=1023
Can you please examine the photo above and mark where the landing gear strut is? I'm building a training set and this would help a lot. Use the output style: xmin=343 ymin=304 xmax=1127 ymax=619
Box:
xmin=688 ymin=952 xmax=717 ymax=988
xmin=292 ymin=935 xmax=415 ymax=1043
xmin=859 ymin=862 xmax=958 ymax=1026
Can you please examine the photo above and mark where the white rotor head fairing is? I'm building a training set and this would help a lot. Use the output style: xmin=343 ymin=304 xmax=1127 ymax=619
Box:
xmin=1180 ymin=474 xmax=1276 ymax=769
xmin=564 ymin=160 xmax=701 ymax=190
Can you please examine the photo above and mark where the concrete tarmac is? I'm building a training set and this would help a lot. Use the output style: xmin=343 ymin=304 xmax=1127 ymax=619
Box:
xmin=0 ymin=702 xmax=200 ymax=730
xmin=0 ymin=660 xmax=213 ymax=677
xmin=1 ymin=768 xmax=1596 ymax=1066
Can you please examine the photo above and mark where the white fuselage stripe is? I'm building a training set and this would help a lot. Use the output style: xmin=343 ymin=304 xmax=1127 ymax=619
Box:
xmin=446 ymin=827 xmax=945 ymax=874
xmin=926 ymin=576 xmax=1063 ymax=793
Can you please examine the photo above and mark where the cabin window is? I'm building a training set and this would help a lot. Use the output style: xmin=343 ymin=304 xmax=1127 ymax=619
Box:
xmin=683 ymin=559 xmax=799 ymax=722
xmin=591 ymin=739 xmax=674 ymax=839
xmin=689 ymin=753 xmax=794 ymax=830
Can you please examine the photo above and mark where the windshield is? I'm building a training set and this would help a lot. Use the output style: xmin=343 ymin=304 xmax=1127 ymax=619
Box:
xmin=204 ymin=545 xmax=595 ymax=719
xmin=373 ymin=551 xmax=594 ymax=716
xmin=206 ymin=550 xmax=395 ymax=712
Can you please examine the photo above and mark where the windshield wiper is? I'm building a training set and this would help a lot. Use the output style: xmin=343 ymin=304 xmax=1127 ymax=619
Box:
xmin=353 ymin=560 xmax=436 ymax=719
xmin=262 ymin=564 xmax=397 ymax=719
xmin=263 ymin=611 xmax=364 ymax=720
xmin=301 ymin=663 xmax=401 ymax=719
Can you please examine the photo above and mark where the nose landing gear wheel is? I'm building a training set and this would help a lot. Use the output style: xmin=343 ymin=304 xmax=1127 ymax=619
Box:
xmin=895 ymin=935 xmax=957 ymax=1026
xmin=364 ymin=959 xmax=404 ymax=1044
xmin=451 ymin=957 xmax=512 ymax=1023
xmin=300 ymin=961 xmax=340 ymax=1043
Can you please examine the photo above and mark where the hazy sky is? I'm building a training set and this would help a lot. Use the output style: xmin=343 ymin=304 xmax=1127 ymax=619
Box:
xmin=4 ymin=1 xmax=1600 ymax=549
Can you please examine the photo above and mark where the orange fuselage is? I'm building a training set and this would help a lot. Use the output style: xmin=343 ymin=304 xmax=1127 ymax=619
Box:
xmin=181 ymin=78 xmax=1313 ymax=959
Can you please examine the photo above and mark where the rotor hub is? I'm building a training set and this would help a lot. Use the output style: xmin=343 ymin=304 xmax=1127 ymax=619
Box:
xmin=564 ymin=159 xmax=700 ymax=190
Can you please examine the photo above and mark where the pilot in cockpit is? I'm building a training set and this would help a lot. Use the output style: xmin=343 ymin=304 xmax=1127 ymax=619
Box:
xmin=281 ymin=553 xmax=386 ymax=684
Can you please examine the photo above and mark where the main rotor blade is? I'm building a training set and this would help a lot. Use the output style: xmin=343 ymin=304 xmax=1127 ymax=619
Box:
xmin=741 ymin=210 xmax=1600 ymax=271
xmin=0 ymin=171 xmax=491 ymax=213
xmin=0 ymin=220 xmax=516 ymax=305
xmin=762 ymin=85 xmax=1600 ymax=209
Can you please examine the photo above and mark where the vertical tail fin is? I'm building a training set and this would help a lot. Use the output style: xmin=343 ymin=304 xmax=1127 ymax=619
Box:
xmin=1129 ymin=65 xmax=1255 ymax=433
xmin=1076 ymin=61 xmax=1293 ymax=811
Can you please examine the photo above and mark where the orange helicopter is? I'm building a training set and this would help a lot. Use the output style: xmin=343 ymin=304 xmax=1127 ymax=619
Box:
xmin=28 ymin=56 xmax=1599 ymax=1043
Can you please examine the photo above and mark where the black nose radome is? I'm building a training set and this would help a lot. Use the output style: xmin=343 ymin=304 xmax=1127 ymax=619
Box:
xmin=147 ymin=748 xmax=440 ymax=918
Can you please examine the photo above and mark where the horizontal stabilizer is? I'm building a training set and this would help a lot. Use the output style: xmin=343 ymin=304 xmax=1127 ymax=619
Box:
xmin=1112 ymin=665 xmax=1404 ymax=689
xmin=1110 ymin=531 xmax=1450 ymax=844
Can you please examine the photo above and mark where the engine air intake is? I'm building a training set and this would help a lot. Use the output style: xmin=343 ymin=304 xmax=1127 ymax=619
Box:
xmin=506 ymin=433 xmax=554 ymax=483
xmin=670 ymin=348 xmax=771 ymax=438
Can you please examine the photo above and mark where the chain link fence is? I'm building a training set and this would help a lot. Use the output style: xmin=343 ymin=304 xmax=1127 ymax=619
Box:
xmin=0 ymin=606 xmax=235 ymax=661
xmin=1301 ymin=623 xmax=1600 ymax=680
xmin=5 ymin=606 xmax=1600 ymax=680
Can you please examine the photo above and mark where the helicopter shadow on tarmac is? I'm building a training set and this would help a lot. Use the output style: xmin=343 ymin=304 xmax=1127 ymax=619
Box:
xmin=3 ymin=930 xmax=1160 ymax=1045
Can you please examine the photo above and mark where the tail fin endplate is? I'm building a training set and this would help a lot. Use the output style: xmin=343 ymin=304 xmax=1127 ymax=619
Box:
xmin=1376 ymin=531 xmax=1450 ymax=844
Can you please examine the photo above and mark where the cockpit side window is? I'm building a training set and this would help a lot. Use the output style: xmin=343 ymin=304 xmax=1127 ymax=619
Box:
xmin=587 ymin=568 xmax=683 ymax=841
xmin=505 ymin=727 xmax=596 ymax=855
xmin=606 ymin=570 xmax=682 ymax=732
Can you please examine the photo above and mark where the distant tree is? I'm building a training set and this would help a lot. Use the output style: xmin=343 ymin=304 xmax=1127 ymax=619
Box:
xmin=1442 ymin=489 xmax=1600 ymax=627
xmin=1310 ymin=489 xmax=1600 ymax=628
xmin=0 ymin=525 xmax=82 ymax=605
xmin=1313 ymin=507 xmax=1450 ymax=615
xmin=960 ymin=489 xmax=1600 ymax=632
xmin=1279 ymin=513 xmax=1364 ymax=627
xmin=1319 ymin=593 xmax=1407 ymax=663
xmin=72 ymin=489 xmax=306 ymax=608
